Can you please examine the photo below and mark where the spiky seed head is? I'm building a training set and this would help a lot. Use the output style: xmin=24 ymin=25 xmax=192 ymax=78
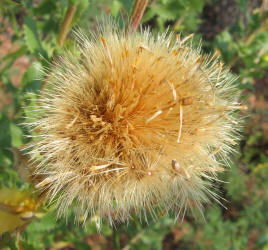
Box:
xmin=25 ymin=20 xmax=243 ymax=226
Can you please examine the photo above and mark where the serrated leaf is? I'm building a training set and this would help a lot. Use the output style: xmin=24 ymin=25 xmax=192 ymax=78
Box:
xmin=23 ymin=93 xmax=40 ymax=125
xmin=42 ymin=39 xmax=57 ymax=58
xmin=71 ymin=0 xmax=90 ymax=26
xmin=0 ymin=149 xmax=12 ymax=166
xmin=33 ymin=0 xmax=57 ymax=15
xmin=1 ymin=0 xmax=20 ymax=6
xmin=0 ymin=232 xmax=18 ymax=249
xmin=10 ymin=123 xmax=23 ymax=147
xmin=73 ymin=241 xmax=91 ymax=250
xmin=21 ymin=62 xmax=43 ymax=92
xmin=0 ymin=116 xmax=11 ymax=148
xmin=23 ymin=16 xmax=45 ymax=57
xmin=110 ymin=0 xmax=122 ymax=17
xmin=26 ymin=210 xmax=57 ymax=233
xmin=121 ymin=0 xmax=133 ymax=13
xmin=151 ymin=6 xmax=177 ymax=21
xmin=0 ymin=46 xmax=27 ymax=75
xmin=142 ymin=8 xmax=156 ymax=23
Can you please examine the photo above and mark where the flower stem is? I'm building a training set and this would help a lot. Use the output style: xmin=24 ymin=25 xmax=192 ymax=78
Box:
xmin=113 ymin=227 xmax=120 ymax=250
xmin=58 ymin=2 xmax=77 ymax=47
xmin=129 ymin=0 xmax=149 ymax=33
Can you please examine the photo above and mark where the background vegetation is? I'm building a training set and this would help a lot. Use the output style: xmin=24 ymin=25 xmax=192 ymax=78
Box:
xmin=0 ymin=0 xmax=267 ymax=249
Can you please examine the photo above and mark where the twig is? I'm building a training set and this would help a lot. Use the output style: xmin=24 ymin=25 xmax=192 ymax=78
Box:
xmin=58 ymin=3 xmax=77 ymax=47
xmin=129 ymin=0 xmax=149 ymax=33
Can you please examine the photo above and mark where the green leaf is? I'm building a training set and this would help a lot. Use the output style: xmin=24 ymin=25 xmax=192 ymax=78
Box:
xmin=22 ymin=210 xmax=58 ymax=248
xmin=33 ymin=0 xmax=57 ymax=15
xmin=0 ymin=116 xmax=11 ymax=148
xmin=23 ymin=93 xmax=39 ymax=124
xmin=10 ymin=123 xmax=23 ymax=147
xmin=110 ymin=0 xmax=122 ymax=17
xmin=23 ymin=16 xmax=46 ymax=57
xmin=152 ymin=6 xmax=177 ymax=21
xmin=21 ymin=62 xmax=43 ymax=92
xmin=185 ymin=0 xmax=205 ymax=11
xmin=0 ymin=232 xmax=18 ymax=250
xmin=71 ymin=0 xmax=90 ymax=26
xmin=0 ymin=149 xmax=12 ymax=166
xmin=0 ymin=46 xmax=27 ymax=75
xmin=26 ymin=210 xmax=58 ymax=233
xmin=120 ymin=0 xmax=133 ymax=13
xmin=73 ymin=241 xmax=91 ymax=250
xmin=1 ymin=0 xmax=20 ymax=6
xmin=142 ymin=8 xmax=156 ymax=23
xmin=10 ymin=11 xmax=19 ymax=35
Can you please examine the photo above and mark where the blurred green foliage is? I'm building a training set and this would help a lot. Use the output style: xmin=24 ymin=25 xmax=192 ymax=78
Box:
xmin=0 ymin=0 xmax=267 ymax=249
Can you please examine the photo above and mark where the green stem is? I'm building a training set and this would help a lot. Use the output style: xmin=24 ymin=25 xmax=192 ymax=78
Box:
xmin=113 ymin=227 xmax=120 ymax=250
xmin=58 ymin=2 xmax=77 ymax=47
xmin=129 ymin=0 xmax=149 ymax=33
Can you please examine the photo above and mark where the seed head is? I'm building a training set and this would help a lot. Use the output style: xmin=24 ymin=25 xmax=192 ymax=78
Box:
xmin=25 ymin=21 xmax=242 ymax=226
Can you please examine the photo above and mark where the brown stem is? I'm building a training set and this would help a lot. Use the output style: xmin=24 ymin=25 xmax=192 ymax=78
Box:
xmin=58 ymin=3 xmax=77 ymax=47
xmin=129 ymin=0 xmax=149 ymax=33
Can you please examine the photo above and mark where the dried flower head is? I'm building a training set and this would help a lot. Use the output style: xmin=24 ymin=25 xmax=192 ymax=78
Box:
xmin=25 ymin=21 xmax=243 ymax=226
